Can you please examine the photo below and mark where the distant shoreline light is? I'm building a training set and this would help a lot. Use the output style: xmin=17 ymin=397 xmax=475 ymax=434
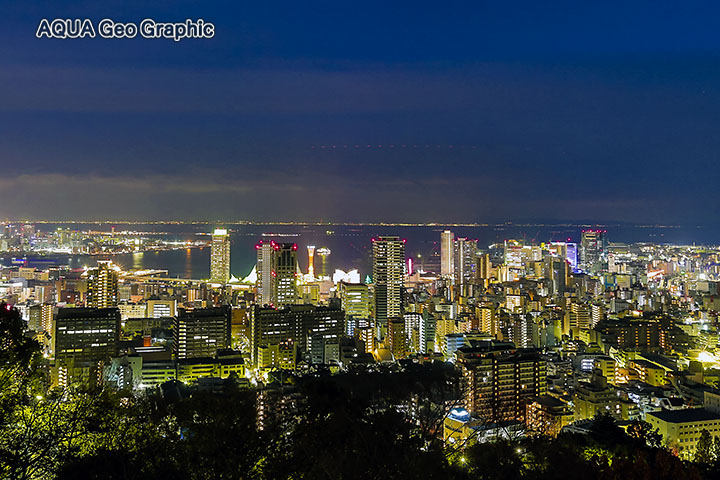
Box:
xmin=0 ymin=220 xmax=687 ymax=229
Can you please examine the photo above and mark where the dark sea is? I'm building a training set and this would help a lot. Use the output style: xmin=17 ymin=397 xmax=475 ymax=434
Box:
xmin=2 ymin=222 xmax=716 ymax=281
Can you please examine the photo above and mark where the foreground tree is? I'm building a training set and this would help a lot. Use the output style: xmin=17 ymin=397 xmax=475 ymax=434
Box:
xmin=695 ymin=429 xmax=714 ymax=465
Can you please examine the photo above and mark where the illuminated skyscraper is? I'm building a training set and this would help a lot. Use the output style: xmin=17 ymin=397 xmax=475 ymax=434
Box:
xmin=550 ymin=241 xmax=578 ymax=271
xmin=476 ymin=253 xmax=492 ymax=283
xmin=356 ymin=325 xmax=376 ymax=354
xmin=454 ymin=237 xmax=478 ymax=286
xmin=566 ymin=242 xmax=578 ymax=270
xmin=545 ymin=257 xmax=569 ymax=297
xmin=274 ymin=243 xmax=299 ymax=307
xmin=210 ymin=228 xmax=231 ymax=283
xmin=372 ymin=236 xmax=405 ymax=325
xmin=580 ymin=230 xmax=607 ymax=271
xmin=441 ymin=230 xmax=454 ymax=276
xmin=504 ymin=240 xmax=523 ymax=268
xmin=255 ymin=241 xmax=299 ymax=307
xmin=86 ymin=260 xmax=119 ymax=308
xmin=256 ymin=240 xmax=275 ymax=306
xmin=28 ymin=303 xmax=54 ymax=334
xmin=550 ymin=242 xmax=567 ymax=261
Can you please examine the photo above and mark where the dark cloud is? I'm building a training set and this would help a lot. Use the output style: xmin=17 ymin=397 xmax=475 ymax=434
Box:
xmin=2 ymin=1 xmax=720 ymax=226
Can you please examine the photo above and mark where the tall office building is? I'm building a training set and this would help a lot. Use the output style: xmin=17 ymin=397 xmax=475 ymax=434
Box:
xmin=545 ymin=257 xmax=570 ymax=297
xmin=250 ymin=304 xmax=344 ymax=366
xmin=580 ymin=230 xmax=607 ymax=271
xmin=210 ymin=228 xmax=231 ymax=283
xmin=274 ymin=243 xmax=299 ymax=307
xmin=454 ymin=237 xmax=478 ymax=286
xmin=174 ymin=306 xmax=231 ymax=359
xmin=338 ymin=281 xmax=371 ymax=322
xmin=86 ymin=260 xmax=119 ymax=308
xmin=566 ymin=242 xmax=578 ymax=270
xmin=476 ymin=253 xmax=492 ymax=282
xmin=504 ymin=240 xmax=523 ymax=268
xmin=550 ymin=242 xmax=567 ymax=261
xmin=256 ymin=240 xmax=275 ymax=306
xmin=54 ymin=307 xmax=121 ymax=385
xmin=255 ymin=241 xmax=299 ymax=307
xmin=441 ymin=230 xmax=454 ymax=276
xmin=372 ymin=236 xmax=405 ymax=325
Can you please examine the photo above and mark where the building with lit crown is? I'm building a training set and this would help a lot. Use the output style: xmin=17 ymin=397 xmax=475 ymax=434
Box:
xmin=255 ymin=241 xmax=299 ymax=307
xmin=256 ymin=240 xmax=275 ymax=306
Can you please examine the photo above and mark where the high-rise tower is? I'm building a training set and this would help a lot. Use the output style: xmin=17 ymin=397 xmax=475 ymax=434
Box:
xmin=86 ymin=260 xmax=119 ymax=308
xmin=307 ymin=245 xmax=316 ymax=279
xmin=476 ymin=253 xmax=492 ymax=282
xmin=255 ymin=240 xmax=299 ymax=307
xmin=454 ymin=237 xmax=478 ymax=286
xmin=372 ymin=236 xmax=405 ymax=326
xmin=210 ymin=228 xmax=231 ymax=283
xmin=441 ymin=230 xmax=454 ymax=277
xmin=580 ymin=230 xmax=607 ymax=271
xmin=274 ymin=243 xmax=299 ymax=307
xmin=256 ymin=240 xmax=275 ymax=306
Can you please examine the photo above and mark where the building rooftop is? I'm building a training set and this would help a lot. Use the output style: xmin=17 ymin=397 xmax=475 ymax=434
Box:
xmin=647 ymin=408 xmax=720 ymax=424
xmin=630 ymin=359 xmax=662 ymax=369
xmin=531 ymin=394 xmax=568 ymax=409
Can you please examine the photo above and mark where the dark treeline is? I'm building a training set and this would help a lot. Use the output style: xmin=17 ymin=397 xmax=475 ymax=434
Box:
xmin=1 ymin=304 xmax=719 ymax=480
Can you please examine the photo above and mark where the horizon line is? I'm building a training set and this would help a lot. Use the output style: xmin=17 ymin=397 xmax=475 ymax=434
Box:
xmin=0 ymin=219 xmax=690 ymax=229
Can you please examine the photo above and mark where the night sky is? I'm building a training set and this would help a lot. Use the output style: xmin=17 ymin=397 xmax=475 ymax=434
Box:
xmin=2 ymin=1 xmax=720 ymax=225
